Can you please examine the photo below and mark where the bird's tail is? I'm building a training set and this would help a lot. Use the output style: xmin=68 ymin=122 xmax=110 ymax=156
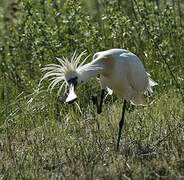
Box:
xmin=146 ymin=72 xmax=158 ymax=94
xmin=130 ymin=94 xmax=147 ymax=106
xmin=130 ymin=73 xmax=158 ymax=106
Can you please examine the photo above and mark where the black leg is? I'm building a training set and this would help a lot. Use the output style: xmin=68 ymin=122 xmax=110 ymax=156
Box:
xmin=97 ymin=89 xmax=105 ymax=114
xmin=91 ymin=89 xmax=105 ymax=114
xmin=117 ymin=100 xmax=127 ymax=150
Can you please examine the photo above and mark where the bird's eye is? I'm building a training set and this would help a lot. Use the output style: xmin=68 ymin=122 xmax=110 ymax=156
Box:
xmin=68 ymin=77 xmax=78 ymax=84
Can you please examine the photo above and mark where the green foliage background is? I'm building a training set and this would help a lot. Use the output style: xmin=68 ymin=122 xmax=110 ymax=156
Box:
xmin=0 ymin=0 xmax=184 ymax=179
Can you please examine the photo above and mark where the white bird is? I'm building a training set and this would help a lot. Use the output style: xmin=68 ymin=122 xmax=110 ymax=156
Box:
xmin=40 ymin=48 xmax=158 ymax=149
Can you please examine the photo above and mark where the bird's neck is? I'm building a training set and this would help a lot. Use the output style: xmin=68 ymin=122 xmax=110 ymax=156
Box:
xmin=78 ymin=61 xmax=104 ymax=82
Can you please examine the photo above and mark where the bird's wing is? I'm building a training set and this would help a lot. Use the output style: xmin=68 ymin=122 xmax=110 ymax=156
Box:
xmin=123 ymin=54 xmax=149 ymax=92
xmin=126 ymin=57 xmax=158 ymax=94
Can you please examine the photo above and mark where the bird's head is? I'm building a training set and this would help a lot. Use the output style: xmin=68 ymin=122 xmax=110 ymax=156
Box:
xmin=39 ymin=51 xmax=89 ymax=103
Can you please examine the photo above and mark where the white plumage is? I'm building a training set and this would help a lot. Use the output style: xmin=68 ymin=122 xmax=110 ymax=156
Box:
xmin=40 ymin=48 xmax=158 ymax=149
xmin=40 ymin=48 xmax=158 ymax=105
xmin=91 ymin=49 xmax=157 ymax=105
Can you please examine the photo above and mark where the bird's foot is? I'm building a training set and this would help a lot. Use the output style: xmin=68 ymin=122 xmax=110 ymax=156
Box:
xmin=97 ymin=109 xmax=102 ymax=114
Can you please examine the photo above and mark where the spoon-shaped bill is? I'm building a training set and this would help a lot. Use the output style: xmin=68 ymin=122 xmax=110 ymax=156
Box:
xmin=65 ymin=83 xmax=77 ymax=103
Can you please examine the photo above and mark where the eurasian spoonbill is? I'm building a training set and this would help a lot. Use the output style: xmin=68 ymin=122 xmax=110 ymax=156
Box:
xmin=40 ymin=49 xmax=158 ymax=149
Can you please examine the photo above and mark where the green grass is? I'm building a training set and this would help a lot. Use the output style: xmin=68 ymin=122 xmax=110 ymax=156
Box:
xmin=1 ymin=89 xmax=184 ymax=179
xmin=0 ymin=0 xmax=184 ymax=179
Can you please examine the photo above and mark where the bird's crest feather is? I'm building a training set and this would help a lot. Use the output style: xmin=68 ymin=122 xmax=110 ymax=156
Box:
xmin=39 ymin=50 xmax=89 ymax=95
